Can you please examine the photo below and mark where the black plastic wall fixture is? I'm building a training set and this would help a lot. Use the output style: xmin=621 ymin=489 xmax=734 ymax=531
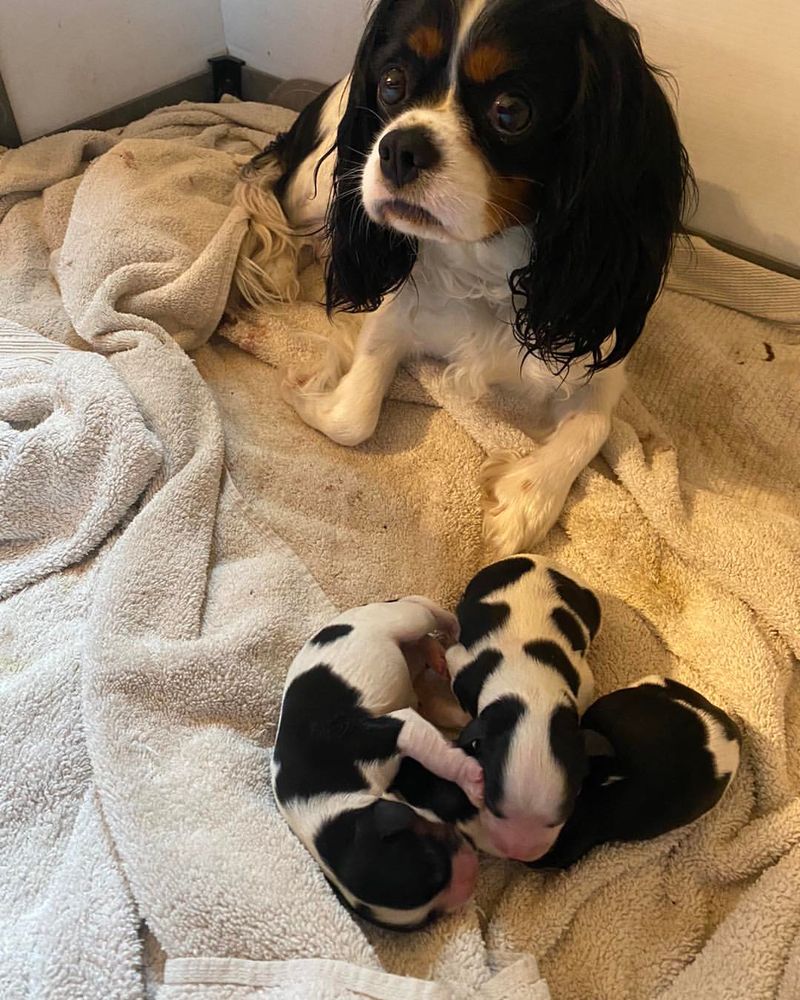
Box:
xmin=208 ymin=55 xmax=246 ymax=101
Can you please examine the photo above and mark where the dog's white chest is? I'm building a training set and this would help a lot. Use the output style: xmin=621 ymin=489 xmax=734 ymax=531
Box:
xmin=394 ymin=230 xmax=569 ymax=400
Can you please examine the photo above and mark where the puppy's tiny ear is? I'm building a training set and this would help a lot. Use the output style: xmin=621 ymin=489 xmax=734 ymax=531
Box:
xmin=550 ymin=703 xmax=589 ymax=804
xmin=456 ymin=718 xmax=486 ymax=756
xmin=583 ymin=728 xmax=615 ymax=758
xmin=373 ymin=799 xmax=416 ymax=838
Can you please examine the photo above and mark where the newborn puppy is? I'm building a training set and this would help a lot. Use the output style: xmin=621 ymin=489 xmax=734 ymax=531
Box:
xmin=272 ymin=597 xmax=483 ymax=930
xmin=532 ymin=676 xmax=742 ymax=869
xmin=445 ymin=555 xmax=600 ymax=861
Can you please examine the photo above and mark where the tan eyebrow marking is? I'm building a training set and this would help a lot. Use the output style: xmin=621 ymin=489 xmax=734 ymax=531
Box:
xmin=408 ymin=24 xmax=445 ymax=60
xmin=463 ymin=44 xmax=514 ymax=84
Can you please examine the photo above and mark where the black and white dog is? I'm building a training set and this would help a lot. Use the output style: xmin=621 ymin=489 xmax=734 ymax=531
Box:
xmin=236 ymin=0 xmax=694 ymax=554
xmin=272 ymin=596 xmax=483 ymax=930
xmin=443 ymin=554 xmax=600 ymax=861
xmin=532 ymin=676 xmax=742 ymax=868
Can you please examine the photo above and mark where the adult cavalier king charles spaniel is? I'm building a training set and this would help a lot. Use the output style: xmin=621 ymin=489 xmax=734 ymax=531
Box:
xmin=236 ymin=0 xmax=694 ymax=553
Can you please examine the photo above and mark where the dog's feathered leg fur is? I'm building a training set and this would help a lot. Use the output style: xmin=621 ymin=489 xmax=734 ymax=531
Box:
xmin=232 ymin=151 xmax=306 ymax=308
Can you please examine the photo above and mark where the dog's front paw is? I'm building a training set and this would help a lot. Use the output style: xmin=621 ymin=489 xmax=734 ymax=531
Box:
xmin=281 ymin=361 xmax=339 ymax=396
xmin=480 ymin=450 xmax=567 ymax=554
xmin=280 ymin=377 xmax=336 ymax=436
xmin=281 ymin=379 xmax=375 ymax=447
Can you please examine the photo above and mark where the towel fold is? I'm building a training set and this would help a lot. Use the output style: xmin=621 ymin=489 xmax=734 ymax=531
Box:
xmin=0 ymin=325 xmax=162 ymax=599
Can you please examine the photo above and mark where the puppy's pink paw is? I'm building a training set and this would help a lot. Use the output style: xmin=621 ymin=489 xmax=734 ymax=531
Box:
xmin=419 ymin=635 xmax=449 ymax=676
xmin=436 ymin=608 xmax=461 ymax=646
xmin=458 ymin=757 xmax=484 ymax=809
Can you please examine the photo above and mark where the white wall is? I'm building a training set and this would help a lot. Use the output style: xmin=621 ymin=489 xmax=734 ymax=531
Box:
xmin=2 ymin=0 xmax=798 ymax=266
xmin=617 ymin=0 xmax=800 ymax=268
xmin=0 ymin=0 xmax=226 ymax=141
xmin=221 ymin=0 xmax=800 ymax=268
xmin=221 ymin=0 xmax=364 ymax=86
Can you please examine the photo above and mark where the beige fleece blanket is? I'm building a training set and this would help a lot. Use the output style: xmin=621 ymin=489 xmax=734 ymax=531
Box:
xmin=0 ymin=100 xmax=545 ymax=1000
xmin=215 ymin=220 xmax=800 ymax=997
xmin=1 ymin=97 xmax=799 ymax=1000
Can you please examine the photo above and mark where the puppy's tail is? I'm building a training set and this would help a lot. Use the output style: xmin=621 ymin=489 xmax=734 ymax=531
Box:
xmin=232 ymin=146 xmax=304 ymax=309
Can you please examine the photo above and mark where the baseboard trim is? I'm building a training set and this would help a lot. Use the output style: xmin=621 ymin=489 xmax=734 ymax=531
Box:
xmin=54 ymin=64 xmax=313 ymax=137
xmin=58 ymin=70 xmax=216 ymax=136
xmin=241 ymin=66 xmax=284 ymax=104
xmin=0 ymin=70 xmax=21 ymax=148
xmin=690 ymin=229 xmax=800 ymax=280
xmin=245 ymin=69 xmax=325 ymax=111
xmin=6 ymin=61 xmax=795 ymax=278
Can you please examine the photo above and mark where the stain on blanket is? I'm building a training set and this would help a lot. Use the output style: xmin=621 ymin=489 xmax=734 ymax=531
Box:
xmin=117 ymin=149 xmax=138 ymax=170
xmin=733 ymin=341 xmax=775 ymax=365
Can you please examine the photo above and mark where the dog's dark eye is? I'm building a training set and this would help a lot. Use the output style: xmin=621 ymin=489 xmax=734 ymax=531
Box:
xmin=489 ymin=94 xmax=532 ymax=136
xmin=378 ymin=67 xmax=407 ymax=106
xmin=469 ymin=739 xmax=482 ymax=754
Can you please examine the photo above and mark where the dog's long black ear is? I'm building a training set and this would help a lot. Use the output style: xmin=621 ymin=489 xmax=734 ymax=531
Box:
xmin=511 ymin=4 xmax=696 ymax=373
xmin=325 ymin=5 xmax=417 ymax=315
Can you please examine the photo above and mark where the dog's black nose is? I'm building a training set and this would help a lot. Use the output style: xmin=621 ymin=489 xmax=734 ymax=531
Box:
xmin=378 ymin=127 xmax=440 ymax=189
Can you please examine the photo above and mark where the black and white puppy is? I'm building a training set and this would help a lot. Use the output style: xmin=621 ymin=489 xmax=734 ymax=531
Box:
xmin=236 ymin=0 xmax=694 ymax=554
xmin=443 ymin=554 xmax=600 ymax=861
xmin=531 ymin=676 xmax=742 ymax=869
xmin=272 ymin=596 xmax=483 ymax=930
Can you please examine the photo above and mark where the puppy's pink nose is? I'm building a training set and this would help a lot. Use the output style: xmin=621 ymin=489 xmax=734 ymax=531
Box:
xmin=483 ymin=813 xmax=562 ymax=862
xmin=505 ymin=843 xmax=550 ymax=863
